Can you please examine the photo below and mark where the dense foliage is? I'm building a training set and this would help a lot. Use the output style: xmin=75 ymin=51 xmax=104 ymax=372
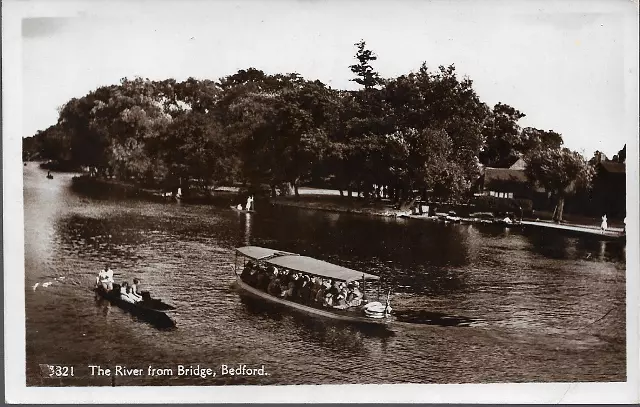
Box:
xmin=24 ymin=41 xmax=599 ymax=208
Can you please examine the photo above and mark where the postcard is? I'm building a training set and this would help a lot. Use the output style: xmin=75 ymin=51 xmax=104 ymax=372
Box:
xmin=3 ymin=0 xmax=638 ymax=403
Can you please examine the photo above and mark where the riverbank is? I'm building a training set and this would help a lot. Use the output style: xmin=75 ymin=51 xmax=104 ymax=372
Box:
xmin=272 ymin=188 xmax=626 ymax=239
xmin=70 ymin=175 xmax=238 ymax=204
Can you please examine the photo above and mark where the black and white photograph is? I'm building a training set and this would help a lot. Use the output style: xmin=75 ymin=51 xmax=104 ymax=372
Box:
xmin=3 ymin=0 xmax=639 ymax=403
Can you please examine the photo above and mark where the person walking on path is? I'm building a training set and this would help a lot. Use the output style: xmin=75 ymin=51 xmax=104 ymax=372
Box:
xmin=601 ymin=214 xmax=608 ymax=234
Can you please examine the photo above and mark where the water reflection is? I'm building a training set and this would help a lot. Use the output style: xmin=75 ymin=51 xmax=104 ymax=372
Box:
xmin=243 ymin=213 xmax=252 ymax=246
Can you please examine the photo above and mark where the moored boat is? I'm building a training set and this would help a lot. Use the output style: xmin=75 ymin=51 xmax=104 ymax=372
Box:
xmin=94 ymin=283 xmax=176 ymax=328
xmin=233 ymin=246 xmax=393 ymax=326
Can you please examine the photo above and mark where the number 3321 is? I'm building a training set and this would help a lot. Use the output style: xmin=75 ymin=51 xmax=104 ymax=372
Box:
xmin=48 ymin=365 xmax=74 ymax=377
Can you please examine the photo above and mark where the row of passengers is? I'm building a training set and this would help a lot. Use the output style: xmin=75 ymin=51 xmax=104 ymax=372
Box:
xmin=240 ymin=261 xmax=365 ymax=309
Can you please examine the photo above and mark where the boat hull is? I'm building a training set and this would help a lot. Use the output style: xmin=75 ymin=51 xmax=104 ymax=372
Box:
xmin=235 ymin=276 xmax=392 ymax=326
xmin=94 ymin=287 xmax=176 ymax=328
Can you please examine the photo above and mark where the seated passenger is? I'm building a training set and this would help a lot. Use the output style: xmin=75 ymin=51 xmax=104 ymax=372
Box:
xmin=309 ymin=278 xmax=319 ymax=303
xmin=299 ymin=275 xmax=311 ymax=303
xmin=323 ymin=292 xmax=335 ymax=307
xmin=241 ymin=261 xmax=254 ymax=280
xmin=329 ymin=280 xmax=340 ymax=297
xmin=333 ymin=287 xmax=349 ymax=309
xmin=267 ymin=274 xmax=282 ymax=296
xmin=255 ymin=270 xmax=267 ymax=290
xmin=97 ymin=263 xmax=115 ymax=291
xmin=314 ymin=285 xmax=326 ymax=305
xmin=349 ymin=282 xmax=364 ymax=306
xmin=120 ymin=282 xmax=140 ymax=303
xmin=282 ymin=279 xmax=296 ymax=299
xmin=130 ymin=278 xmax=143 ymax=301
xmin=246 ymin=267 xmax=259 ymax=286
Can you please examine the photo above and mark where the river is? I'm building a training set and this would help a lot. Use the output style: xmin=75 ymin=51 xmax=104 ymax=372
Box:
xmin=23 ymin=163 xmax=626 ymax=386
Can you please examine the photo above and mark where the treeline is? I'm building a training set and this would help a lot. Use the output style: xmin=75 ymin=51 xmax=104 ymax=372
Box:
xmin=24 ymin=41 xmax=591 ymax=206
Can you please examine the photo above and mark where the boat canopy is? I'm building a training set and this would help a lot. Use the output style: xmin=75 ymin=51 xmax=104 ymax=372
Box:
xmin=236 ymin=246 xmax=297 ymax=261
xmin=266 ymin=255 xmax=380 ymax=282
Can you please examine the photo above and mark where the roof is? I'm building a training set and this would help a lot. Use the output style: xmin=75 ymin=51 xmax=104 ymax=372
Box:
xmin=236 ymin=246 xmax=297 ymax=260
xmin=509 ymin=157 xmax=527 ymax=170
xmin=599 ymin=161 xmax=625 ymax=174
xmin=266 ymin=255 xmax=380 ymax=282
xmin=484 ymin=168 xmax=529 ymax=185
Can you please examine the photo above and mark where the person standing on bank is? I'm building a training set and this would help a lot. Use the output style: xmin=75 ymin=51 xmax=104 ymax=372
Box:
xmin=601 ymin=214 xmax=608 ymax=234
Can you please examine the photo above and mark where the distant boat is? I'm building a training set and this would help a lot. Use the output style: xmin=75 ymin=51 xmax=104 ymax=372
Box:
xmin=231 ymin=205 xmax=255 ymax=213
xmin=46 ymin=172 xmax=53 ymax=180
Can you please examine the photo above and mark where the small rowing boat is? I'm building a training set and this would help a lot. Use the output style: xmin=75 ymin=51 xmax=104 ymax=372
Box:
xmin=234 ymin=246 xmax=393 ymax=326
xmin=94 ymin=284 xmax=176 ymax=328
xmin=230 ymin=205 xmax=255 ymax=213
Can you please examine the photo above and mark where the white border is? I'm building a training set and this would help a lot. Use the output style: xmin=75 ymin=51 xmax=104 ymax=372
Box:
xmin=3 ymin=0 xmax=639 ymax=403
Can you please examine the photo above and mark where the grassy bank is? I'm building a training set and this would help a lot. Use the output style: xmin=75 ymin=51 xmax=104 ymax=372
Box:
xmin=70 ymin=175 xmax=237 ymax=204
xmin=271 ymin=188 xmax=400 ymax=217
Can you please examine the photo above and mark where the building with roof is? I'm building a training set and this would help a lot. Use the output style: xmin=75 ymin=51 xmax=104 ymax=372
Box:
xmin=476 ymin=157 xmax=544 ymax=200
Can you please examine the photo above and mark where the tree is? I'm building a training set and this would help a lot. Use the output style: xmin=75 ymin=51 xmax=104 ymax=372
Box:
xmin=383 ymin=64 xmax=489 ymax=198
xmin=525 ymin=148 xmax=594 ymax=222
xmin=613 ymin=144 xmax=626 ymax=163
xmin=349 ymin=41 xmax=382 ymax=90
xmin=479 ymin=103 xmax=526 ymax=167
xmin=520 ymin=127 xmax=563 ymax=153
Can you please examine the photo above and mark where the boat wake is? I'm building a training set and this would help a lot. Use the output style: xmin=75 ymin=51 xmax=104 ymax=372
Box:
xmin=32 ymin=276 xmax=82 ymax=291
xmin=392 ymin=309 xmax=483 ymax=327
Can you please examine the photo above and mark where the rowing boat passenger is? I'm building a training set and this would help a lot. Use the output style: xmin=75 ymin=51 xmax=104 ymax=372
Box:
xmin=97 ymin=263 xmax=114 ymax=291
xmin=131 ymin=278 xmax=143 ymax=301
xmin=120 ymin=281 xmax=142 ymax=303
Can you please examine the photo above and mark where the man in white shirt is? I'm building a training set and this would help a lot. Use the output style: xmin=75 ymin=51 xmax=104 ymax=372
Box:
xmin=98 ymin=264 xmax=114 ymax=291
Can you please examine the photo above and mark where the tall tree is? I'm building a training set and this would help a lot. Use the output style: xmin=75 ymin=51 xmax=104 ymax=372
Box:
xmin=525 ymin=148 xmax=594 ymax=221
xmin=479 ymin=103 xmax=526 ymax=167
xmin=349 ymin=40 xmax=382 ymax=90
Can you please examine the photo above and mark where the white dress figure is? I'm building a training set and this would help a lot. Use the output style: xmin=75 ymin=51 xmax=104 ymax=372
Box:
xmin=601 ymin=214 xmax=608 ymax=233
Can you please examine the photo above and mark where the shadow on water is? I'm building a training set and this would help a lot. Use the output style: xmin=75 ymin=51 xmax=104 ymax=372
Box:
xmin=93 ymin=295 xmax=177 ymax=331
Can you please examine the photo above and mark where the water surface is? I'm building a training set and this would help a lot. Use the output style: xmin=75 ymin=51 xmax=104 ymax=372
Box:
xmin=23 ymin=163 xmax=626 ymax=385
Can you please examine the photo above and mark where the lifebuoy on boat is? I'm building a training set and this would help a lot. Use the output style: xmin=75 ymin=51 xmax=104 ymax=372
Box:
xmin=363 ymin=301 xmax=392 ymax=318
